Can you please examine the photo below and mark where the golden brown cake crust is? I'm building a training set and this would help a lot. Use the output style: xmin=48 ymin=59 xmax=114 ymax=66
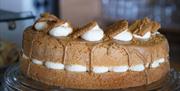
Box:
xmin=20 ymin=15 xmax=170 ymax=89
xmin=21 ymin=26 xmax=170 ymax=89
xmin=23 ymin=28 xmax=169 ymax=66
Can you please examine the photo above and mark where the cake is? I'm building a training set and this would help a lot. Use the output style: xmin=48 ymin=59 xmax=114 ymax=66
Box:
xmin=20 ymin=13 xmax=170 ymax=89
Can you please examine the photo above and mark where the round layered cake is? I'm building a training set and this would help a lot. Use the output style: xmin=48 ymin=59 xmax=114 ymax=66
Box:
xmin=20 ymin=13 xmax=170 ymax=89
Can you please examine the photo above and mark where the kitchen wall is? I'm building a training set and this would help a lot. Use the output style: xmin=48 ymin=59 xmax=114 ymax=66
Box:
xmin=0 ymin=0 xmax=35 ymax=12
xmin=0 ymin=0 xmax=35 ymax=48
xmin=59 ymin=0 xmax=102 ymax=27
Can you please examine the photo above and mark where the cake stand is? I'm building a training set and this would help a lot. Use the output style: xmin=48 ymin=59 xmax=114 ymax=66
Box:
xmin=2 ymin=63 xmax=180 ymax=91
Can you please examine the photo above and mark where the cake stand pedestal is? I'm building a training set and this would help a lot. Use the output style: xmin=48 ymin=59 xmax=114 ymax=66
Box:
xmin=2 ymin=63 xmax=180 ymax=91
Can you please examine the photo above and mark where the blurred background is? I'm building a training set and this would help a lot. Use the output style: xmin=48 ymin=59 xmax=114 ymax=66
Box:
xmin=0 ymin=0 xmax=180 ymax=77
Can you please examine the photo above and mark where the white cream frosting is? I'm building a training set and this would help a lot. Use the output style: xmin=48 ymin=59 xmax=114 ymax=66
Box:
xmin=81 ymin=24 xmax=104 ymax=41
xmin=45 ymin=61 xmax=64 ymax=70
xmin=29 ymin=57 xmax=165 ymax=73
xmin=152 ymin=31 xmax=160 ymax=35
xmin=32 ymin=59 xmax=43 ymax=65
xmin=92 ymin=66 xmax=109 ymax=73
xmin=150 ymin=61 xmax=159 ymax=68
xmin=34 ymin=22 xmax=47 ymax=30
xmin=65 ymin=64 xmax=87 ymax=72
xmin=157 ymin=58 xmax=165 ymax=63
xmin=113 ymin=30 xmax=133 ymax=42
xmin=49 ymin=22 xmax=72 ymax=37
xmin=133 ymin=31 xmax=151 ymax=40
xmin=151 ymin=58 xmax=165 ymax=68
xmin=22 ymin=54 xmax=29 ymax=59
xmin=129 ymin=64 xmax=145 ymax=71
xmin=109 ymin=66 xmax=129 ymax=73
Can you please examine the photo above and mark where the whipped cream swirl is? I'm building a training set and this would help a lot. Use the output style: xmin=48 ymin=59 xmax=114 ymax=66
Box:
xmin=113 ymin=29 xmax=133 ymax=41
xmin=81 ymin=24 xmax=104 ymax=41
xmin=34 ymin=22 xmax=47 ymax=30
xmin=133 ymin=31 xmax=151 ymax=40
xmin=49 ymin=22 xmax=72 ymax=37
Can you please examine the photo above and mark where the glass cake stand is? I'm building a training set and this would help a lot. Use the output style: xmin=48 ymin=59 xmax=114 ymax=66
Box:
xmin=2 ymin=64 xmax=180 ymax=91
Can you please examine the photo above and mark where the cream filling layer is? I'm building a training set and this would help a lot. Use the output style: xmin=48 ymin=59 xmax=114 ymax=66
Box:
xmin=45 ymin=61 xmax=64 ymax=70
xmin=129 ymin=64 xmax=145 ymax=71
xmin=92 ymin=66 xmax=109 ymax=73
xmin=109 ymin=66 xmax=129 ymax=73
xmin=27 ymin=57 xmax=165 ymax=73
xmin=32 ymin=59 xmax=43 ymax=65
xmin=151 ymin=58 xmax=165 ymax=68
xmin=65 ymin=64 xmax=87 ymax=72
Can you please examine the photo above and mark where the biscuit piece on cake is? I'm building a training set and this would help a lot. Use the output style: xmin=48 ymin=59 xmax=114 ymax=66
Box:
xmin=106 ymin=20 xmax=128 ymax=38
xmin=71 ymin=21 xmax=97 ymax=39
xmin=129 ymin=17 xmax=152 ymax=36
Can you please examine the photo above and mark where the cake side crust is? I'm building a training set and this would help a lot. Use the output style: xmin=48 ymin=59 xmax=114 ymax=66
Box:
xmin=20 ymin=58 xmax=170 ymax=89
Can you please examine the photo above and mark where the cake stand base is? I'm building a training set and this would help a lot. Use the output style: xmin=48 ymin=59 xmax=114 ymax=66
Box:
xmin=2 ymin=64 xmax=180 ymax=91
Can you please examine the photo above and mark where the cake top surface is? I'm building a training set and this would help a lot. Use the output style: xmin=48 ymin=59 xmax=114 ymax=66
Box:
xmin=29 ymin=13 xmax=164 ymax=46
xmin=22 ymin=13 xmax=169 ymax=74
